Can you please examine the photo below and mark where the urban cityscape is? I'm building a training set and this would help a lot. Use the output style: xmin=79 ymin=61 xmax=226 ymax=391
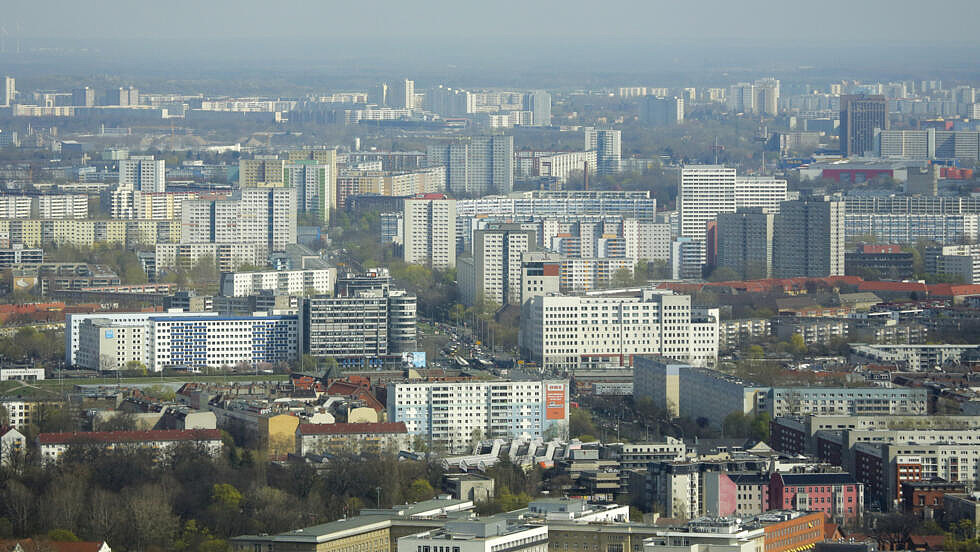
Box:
xmin=1 ymin=2 xmax=980 ymax=552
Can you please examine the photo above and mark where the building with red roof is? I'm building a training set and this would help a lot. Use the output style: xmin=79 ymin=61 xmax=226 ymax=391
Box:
xmin=296 ymin=422 xmax=407 ymax=456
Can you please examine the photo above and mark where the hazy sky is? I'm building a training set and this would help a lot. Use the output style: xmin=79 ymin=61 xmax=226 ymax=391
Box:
xmin=7 ymin=0 xmax=980 ymax=43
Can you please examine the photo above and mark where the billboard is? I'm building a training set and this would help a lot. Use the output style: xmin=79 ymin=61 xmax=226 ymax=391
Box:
xmin=401 ymin=351 xmax=427 ymax=368
xmin=545 ymin=383 xmax=566 ymax=420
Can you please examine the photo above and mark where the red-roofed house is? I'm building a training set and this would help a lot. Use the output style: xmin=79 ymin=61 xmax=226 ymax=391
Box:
xmin=296 ymin=422 xmax=408 ymax=456
xmin=38 ymin=429 xmax=223 ymax=464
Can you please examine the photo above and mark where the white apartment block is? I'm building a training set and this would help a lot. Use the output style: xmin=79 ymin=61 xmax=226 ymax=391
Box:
xmin=118 ymin=156 xmax=166 ymax=193
xmin=181 ymin=188 xmax=297 ymax=255
xmin=66 ymin=311 xmax=219 ymax=366
xmin=387 ymin=379 xmax=569 ymax=453
xmin=519 ymin=288 xmax=719 ymax=373
xmin=639 ymin=223 xmax=672 ymax=262
xmin=154 ymin=243 xmax=261 ymax=274
xmin=403 ymin=196 xmax=456 ymax=269
xmin=219 ymin=268 xmax=337 ymax=297
xmin=398 ymin=522 xmax=547 ymax=552
xmin=284 ymin=160 xmax=333 ymax=225
xmin=0 ymin=194 xmax=83 ymax=220
xmin=455 ymin=191 xmax=657 ymax=221
xmin=0 ymin=196 xmax=33 ymax=219
xmin=35 ymin=195 xmax=89 ymax=219
xmin=679 ymin=166 xmax=787 ymax=242
xmin=515 ymin=150 xmax=597 ymax=184
xmin=458 ymin=226 xmax=536 ymax=306
xmin=74 ymin=312 xmax=298 ymax=372
xmin=844 ymin=213 xmax=980 ymax=245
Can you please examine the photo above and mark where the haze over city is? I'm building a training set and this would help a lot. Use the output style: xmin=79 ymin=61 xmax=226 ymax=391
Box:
xmin=0 ymin=2 xmax=979 ymax=552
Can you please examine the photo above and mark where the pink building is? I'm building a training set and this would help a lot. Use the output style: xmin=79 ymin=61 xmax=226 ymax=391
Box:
xmin=769 ymin=472 xmax=864 ymax=523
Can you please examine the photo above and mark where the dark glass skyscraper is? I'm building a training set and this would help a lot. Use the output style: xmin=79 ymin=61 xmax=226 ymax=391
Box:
xmin=840 ymin=94 xmax=888 ymax=157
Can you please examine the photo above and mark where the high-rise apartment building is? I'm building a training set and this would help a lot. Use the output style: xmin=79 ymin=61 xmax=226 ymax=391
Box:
xmin=71 ymin=87 xmax=95 ymax=107
xmin=239 ymin=158 xmax=286 ymax=188
xmin=286 ymin=149 xmax=338 ymax=211
xmin=118 ymin=156 xmax=166 ymax=193
xmin=402 ymin=194 xmax=457 ymax=269
xmin=679 ymin=166 xmax=787 ymax=243
xmin=426 ymin=136 xmax=513 ymax=195
xmin=519 ymin=288 xmax=719 ymax=372
xmin=727 ymin=83 xmax=756 ymax=113
xmin=641 ymin=96 xmax=684 ymax=126
xmin=716 ymin=209 xmax=776 ymax=279
xmin=841 ymin=95 xmax=888 ymax=157
xmin=524 ymin=90 xmax=552 ymax=126
xmin=426 ymin=85 xmax=474 ymax=117
xmin=458 ymin=224 xmax=538 ymax=306
xmin=2 ymin=77 xmax=15 ymax=107
xmin=774 ymin=197 xmax=845 ymax=277
xmin=387 ymin=379 xmax=569 ymax=453
xmin=755 ymin=78 xmax=780 ymax=116
xmin=390 ymin=79 xmax=415 ymax=109
xmin=107 ymin=86 xmax=139 ymax=106
xmin=284 ymin=160 xmax=333 ymax=225
xmin=181 ymin=188 xmax=297 ymax=255
xmin=584 ymin=129 xmax=622 ymax=174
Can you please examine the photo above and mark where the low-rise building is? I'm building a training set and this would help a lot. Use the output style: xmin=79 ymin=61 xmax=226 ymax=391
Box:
xmin=643 ymin=517 xmax=764 ymax=552
xmin=219 ymin=268 xmax=337 ymax=297
xmin=37 ymin=429 xmax=223 ymax=464
xmin=0 ymin=426 xmax=26 ymax=465
xmin=296 ymin=422 xmax=408 ymax=456
xmin=397 ymin=518 xmax=548 ymax=552
xmin=768 ymin=472 xmax=863 ymax=523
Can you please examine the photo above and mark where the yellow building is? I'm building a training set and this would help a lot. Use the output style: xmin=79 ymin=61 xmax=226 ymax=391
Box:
xmin=262 ymin=414 xmax=299 ymax=459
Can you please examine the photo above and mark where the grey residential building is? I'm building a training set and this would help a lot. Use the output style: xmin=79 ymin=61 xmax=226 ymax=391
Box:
xmin=716 ymin=209 xmax=776 ymax=279
xmin=774 ymin=197 xmax=845 ymax=278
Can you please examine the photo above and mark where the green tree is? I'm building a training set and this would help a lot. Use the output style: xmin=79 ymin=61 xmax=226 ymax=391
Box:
xmin=47 ymin=529 xmax=80 ymax=542
xmin=404 ymin=479 xmax=436 ymax=503
xmin=568 ymin=408 xmax=598 ymax=439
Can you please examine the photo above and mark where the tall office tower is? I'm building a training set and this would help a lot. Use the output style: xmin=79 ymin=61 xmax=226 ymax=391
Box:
xmin=584 ymin=129 xmax=622 ymax=174
xmin=524 ymin=90 xmax=552 ymax=126
xmin=840 ymin=94 xmax=888 ymax=157
xmin=458 ymin=224 xmax=537 ymax=306
xmin=71 ymin=87 xmax=95 ymax=107
xmin=754 ymin=78 xmax=780 ymax=116
xmin=284 ymin=160 xmax=333 ymax=225
xmin=403 ymin=195 xmax=457 ymax=269
xmin=118 ymin=156 xmax=166 ymax=193
xmin=390 ymin=79 xmax=415 ymax=109
xmin=286 ymin=149 xmax=338 ymax=211
xmin=640 ymin=96 xmax=684 ymax=126
xmin=239 ymin=158 xmax=286 ymax=188
xmin=2 ymin=77 xmax=14 ymax=107
xmin=426 ymin=135 xmax=513 ymax=195
xmin=727 ymin=83 xmax=756 ymax=113
xmin=773 ymin=197 xmax=845 ymax=278
xmin=371 ymin=82 xmax=389 ymax=106
xmin=716 ymin=209 xmax=776 ymax=279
